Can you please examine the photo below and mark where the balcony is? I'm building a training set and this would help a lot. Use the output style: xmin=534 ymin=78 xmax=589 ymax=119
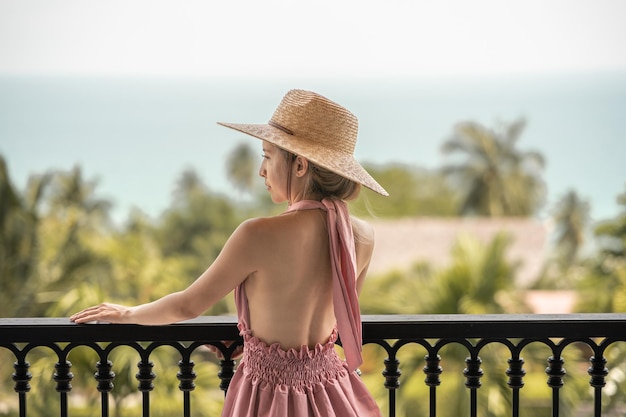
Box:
xmin=1 ymin=314 xmax=625 ymax=417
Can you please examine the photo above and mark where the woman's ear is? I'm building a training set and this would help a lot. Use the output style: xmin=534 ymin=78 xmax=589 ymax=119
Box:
xmin=294 ymin=156 xmax=309 ymax=178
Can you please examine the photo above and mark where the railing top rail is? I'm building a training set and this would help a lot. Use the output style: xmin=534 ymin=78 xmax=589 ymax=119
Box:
xmin=361 ymin=313 xmax=626 ymax=339
xmin=1 ymin=314 xmax=625 ymax=344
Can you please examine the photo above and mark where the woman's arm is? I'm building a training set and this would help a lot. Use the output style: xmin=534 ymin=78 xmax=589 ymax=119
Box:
xmin=71 ymin=219 xmax=263 ymax=325
xmin=70 ymin=291 xmax=194 ymax=325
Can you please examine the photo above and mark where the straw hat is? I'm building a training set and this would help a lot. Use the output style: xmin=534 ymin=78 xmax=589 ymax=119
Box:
xmin=218 ymin=89 xmax=388 ymax=196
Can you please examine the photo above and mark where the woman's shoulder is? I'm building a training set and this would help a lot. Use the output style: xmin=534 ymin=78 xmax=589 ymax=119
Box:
xmin=235 ymin=212 xmax=375 ymax=247
xmin=236 ymin=215 xmax=279 ymax=236
xmin=234 ymin=214 xmax=294 ymax=241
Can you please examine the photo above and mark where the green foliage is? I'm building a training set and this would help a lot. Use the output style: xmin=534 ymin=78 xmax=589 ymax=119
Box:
xmin=0 ymin=161 xmax=112 ymax=317
xmin=360 ymin=262 xmax=433 ymax=315
xmin=552 ymin=190 xmax=590 ymax=264
xmin=594 ymin=185 xmax=626 ymax=259
xmin=533 ymin=190 xmax=592 ymax=290
xmin=156 ymin=169 xmax=241 ymax=281
xmin=226 ymin=142 xmax=258 ymax=194
xmin=575 ymin=185 xmax=626 ymax=313
xmin=1 ymin=136 xmax=623 ymax=416
xmin=350 ymin=163 xmax=460 ymax=218
xmin=361 ymin=232 xmax=524 ymax=316
xmin=0 ymin=161 xmax=243 ymax=416
xmin=441 ymin=119 xmax=546 ymax=217
xmin=432 ymin=233 xmax=522 ymax=314
xmin=0 ymin=155 xmax=40 ymax=316
xmin=359 ymin=233 xmax=592 ymax=417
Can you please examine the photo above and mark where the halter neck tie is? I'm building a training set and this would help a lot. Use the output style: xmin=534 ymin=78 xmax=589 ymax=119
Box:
xmin=286 ymin=198 xmax=362 ymax=372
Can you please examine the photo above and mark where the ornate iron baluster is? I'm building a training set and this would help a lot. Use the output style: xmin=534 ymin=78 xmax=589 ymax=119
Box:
xmin=137 ymin=358 xmax=155 ymax=417
xmin=178 ymin=358 xmax=196 ymax=417
xmin=383 ymin=356 xmax=401 ymax=390
xmin=506 ymin=354 xmax=525 ymax=417
xmin=423 ymin=354 xmax=442 ymax=417
xmin=219 ymin=359 xmax=235 ymax=394
xmin=12 ymin=358 xmax=31 ymax=417
xmin=177 ymin=359 xmax=196 ymax=391
xmin=95 ymin=359 xmax=115 ymax=417
xmin=216 ymin=341 xmax=240 ymax=395
xmin=546 ymin=355 xmax=565 ymax=417
xmin=464 ymin=355 xmax=483 ymax=417
xmin=383 ymin=354 xmax=401 ymax=417
xmin=588 ymin=354 xmax=608 ymax=417
xmin=54 ymin=356 xmax=74 ymax=417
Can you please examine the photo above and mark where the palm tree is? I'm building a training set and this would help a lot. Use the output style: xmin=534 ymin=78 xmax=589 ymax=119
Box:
xmin=226 ymin=142 xmax=257 ymax=195
xmin=423 ymin=232 xmax=523 ymax=314
xmin=551 ymin=190 xmax=590 ymax=267
xmin=0 ymin=163 xmax=114 ymax=317
xmin=576 ymin=185 xmax=626 ymax=312
xmin=158 ymin=169 xmax=239 ymax=265
xmin=29 ymin=167 xmax=113 ymax=312
xmin=0 ymin=156 xmax=56 ymax=316
xmin=441 ymin=119 xmax=546 ymax=217
xmin=595 ymin=185 xmax=626 ymax=258
xmin=532 ymin=190 xmax=591 ymax=290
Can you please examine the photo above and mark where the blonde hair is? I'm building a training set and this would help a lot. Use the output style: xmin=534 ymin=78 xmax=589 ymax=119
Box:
xmin=307 ymin=163 xmax=361 ymax=201
xmin=279 ymin=147 xmax=369 ymax=243
xmin=279 ymin=148 xmax=361 ymax=201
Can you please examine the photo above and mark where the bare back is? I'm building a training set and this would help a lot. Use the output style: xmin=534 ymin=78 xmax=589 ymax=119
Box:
xmin=242 ymin=208 xmax=374 ymax=350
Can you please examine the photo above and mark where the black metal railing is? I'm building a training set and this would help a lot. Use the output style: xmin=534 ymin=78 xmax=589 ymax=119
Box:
xmin=1 ymin=314 xmax=625 ymax=417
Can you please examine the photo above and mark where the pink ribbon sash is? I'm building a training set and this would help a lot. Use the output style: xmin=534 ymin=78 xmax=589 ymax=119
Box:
xmin=286 ymin=198 xmax=362 ymax=372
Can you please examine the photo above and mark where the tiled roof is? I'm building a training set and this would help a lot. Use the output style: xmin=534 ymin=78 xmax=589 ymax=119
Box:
xmin=368 ymin=217 xmax=548 ymax=287
xmin=523 ymin=290 xmax=577 ymax=314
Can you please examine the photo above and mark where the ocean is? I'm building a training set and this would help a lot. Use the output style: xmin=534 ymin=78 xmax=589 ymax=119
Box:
xmin=0 ymin=73 xmax=624 ymax=224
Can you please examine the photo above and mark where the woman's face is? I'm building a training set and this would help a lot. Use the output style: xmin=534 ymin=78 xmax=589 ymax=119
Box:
xmin=259 ymin=141 xmax=290 ymax=203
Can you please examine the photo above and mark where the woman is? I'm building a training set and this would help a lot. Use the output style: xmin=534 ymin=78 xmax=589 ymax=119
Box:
xmin=71 ymin=89 xmax=388 ymax=416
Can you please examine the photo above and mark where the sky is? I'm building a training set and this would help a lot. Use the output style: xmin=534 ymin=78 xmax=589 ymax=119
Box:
xmin=1 ymin=0 xmax=626 ymax=78
xmin=0 ymin=0 xmax=625 ymax=225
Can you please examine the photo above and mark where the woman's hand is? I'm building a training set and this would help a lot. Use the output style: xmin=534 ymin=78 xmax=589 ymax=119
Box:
xmin=70 ymin=303 xmax=133 ymax=324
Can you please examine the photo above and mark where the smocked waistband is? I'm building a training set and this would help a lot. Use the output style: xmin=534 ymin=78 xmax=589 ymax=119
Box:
xmin=241 ymin=339 xmax=347 ymax=388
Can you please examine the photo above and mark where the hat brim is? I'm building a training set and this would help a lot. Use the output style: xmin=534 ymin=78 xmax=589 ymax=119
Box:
xmin=218 ymin=122 xmax=389 ymax=196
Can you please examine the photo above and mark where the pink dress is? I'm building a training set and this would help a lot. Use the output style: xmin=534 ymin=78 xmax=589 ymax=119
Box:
xmin=221 ymin=199 xmax=382 ymax=417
